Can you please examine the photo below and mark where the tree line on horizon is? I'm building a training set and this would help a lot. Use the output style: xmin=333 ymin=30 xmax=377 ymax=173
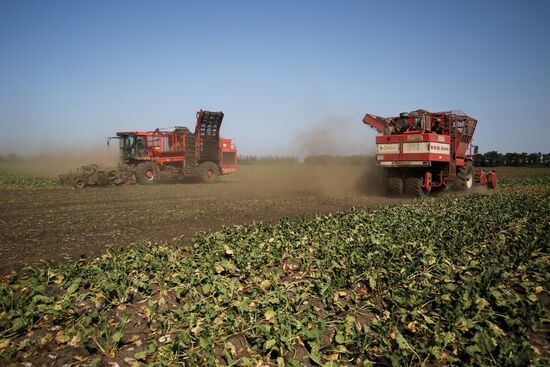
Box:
xmin=473 ymin=151 xmax=550 ymax=167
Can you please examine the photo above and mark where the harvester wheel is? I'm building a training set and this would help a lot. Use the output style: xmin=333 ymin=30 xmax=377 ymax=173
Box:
xmin=457 ymin=160 xmax=474 ymax=190
xmin=137 ymin=162 xmax=159 ymax=184
xmin=386 ymin=170 xmax=403 ymax=195
xmin=405 ymin=174 xmax=426 ymax=197
xmin=198 ymin=162 xmax=219 ymax=183
xmin=74 ymin=178 xmax=86 ymax=189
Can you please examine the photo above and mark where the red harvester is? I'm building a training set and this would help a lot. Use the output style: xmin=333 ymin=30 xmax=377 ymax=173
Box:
xmin=109 ymin=109 xmax=237 ymax=184
xmin=362 ymin=109 xmax=496 ymax=196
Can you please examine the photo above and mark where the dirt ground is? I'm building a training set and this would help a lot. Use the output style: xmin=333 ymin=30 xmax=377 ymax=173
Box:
xmin=1 ymin=164 xmax=547 ymax=275
xmin=0 ymin=164 xmax=400 ymax=274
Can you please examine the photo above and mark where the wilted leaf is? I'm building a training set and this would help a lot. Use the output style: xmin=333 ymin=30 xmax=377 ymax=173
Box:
xmin=0 ymin=338 xmax=10 ymax=350
xmin=264 ymin=309 xmax=276 ymax=323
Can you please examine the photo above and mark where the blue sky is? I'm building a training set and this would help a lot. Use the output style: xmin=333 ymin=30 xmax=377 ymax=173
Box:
xmin=1 ymin=0 xmax=549 ymax=156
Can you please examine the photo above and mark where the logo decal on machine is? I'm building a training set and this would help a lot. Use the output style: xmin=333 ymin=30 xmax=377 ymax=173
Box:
xmin=430 ymin=143 xmax=450 ymax=153
xmin=376 ymin=143 xmax=400 ymax=154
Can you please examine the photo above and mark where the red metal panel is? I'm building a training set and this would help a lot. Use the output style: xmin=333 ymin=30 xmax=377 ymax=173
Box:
xmin=424 ymin=134 xmax=450 ymax=143
xmin=376 ymin=135 xmax=401 ymax=143
xmin=376 ymin=133 xmax=450 ymax=144
xmin=363 ymin=114 xmax=388 ymax=133
xmin=487 ymin=171 xmax=497 ymax=188
xmin=376 ymin=133 xmax=451 ymax=163
xmin=219 ymin=137 xmax=238 ymax=173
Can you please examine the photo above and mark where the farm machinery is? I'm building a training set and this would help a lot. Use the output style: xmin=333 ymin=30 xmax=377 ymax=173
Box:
xmin=362 ymin=109 xmax=496 ymax=196
xmin=60 ymin=110 xmax=237 ymax=188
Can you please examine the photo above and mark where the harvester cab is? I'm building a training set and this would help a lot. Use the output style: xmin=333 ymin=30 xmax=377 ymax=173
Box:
xmin=362 ymin=109 xmax=496 ymax=196
xmin=112 ymin=133 xmax=148 ymax=161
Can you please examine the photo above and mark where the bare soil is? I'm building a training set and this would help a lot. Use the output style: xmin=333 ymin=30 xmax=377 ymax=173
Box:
xmin=2 ymin=164 xmax=546 ymax=275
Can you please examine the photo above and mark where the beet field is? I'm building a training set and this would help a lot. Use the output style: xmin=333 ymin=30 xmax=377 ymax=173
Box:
xmin=0 ymin=167 xmax=548 ymax=366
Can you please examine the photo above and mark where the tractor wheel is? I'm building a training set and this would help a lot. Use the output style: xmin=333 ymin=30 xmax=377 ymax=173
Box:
xmin=386 ymin=170 xmax=403 ymax=195
xmin=137 ymin=162 xmax=159 ymax=184
xmin=405 ymin=174 xmax=426 ymax=197
xmin=457 ymin=160 xmax=474 ymax=190
xmin=198 ymin=162 xmax=219 ymax=183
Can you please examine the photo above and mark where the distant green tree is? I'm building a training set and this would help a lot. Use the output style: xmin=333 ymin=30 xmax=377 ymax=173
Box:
xmin=504 ymin=152 xmax=515 ymax=166
xmin=527 ymin=153 xmax=540 ymax=165
xmin=520 ymin=153 xmax=529 ymax=166
xmin=483 ymin=151 xmax=503 ymax=166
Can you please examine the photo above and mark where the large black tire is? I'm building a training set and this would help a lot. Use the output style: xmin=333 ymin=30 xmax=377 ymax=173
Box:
xmin=405 ymin=173 xmax=426 ymax=197
xmin=457 ymin=160 xmax=474 ymax=190
xmin=386 ymin=170 xmax=403 ymax=195
xmin=137 ymin=162 xmax=159 ymax=185
xmin=198 ymin=161 xmax=219 ymax=183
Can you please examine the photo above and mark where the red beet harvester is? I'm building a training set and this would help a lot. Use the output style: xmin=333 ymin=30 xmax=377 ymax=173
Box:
xmin=110 ymin=110 xmax=237 ymax=184
xmin=362 ymin=109 xmax=496 ymax=196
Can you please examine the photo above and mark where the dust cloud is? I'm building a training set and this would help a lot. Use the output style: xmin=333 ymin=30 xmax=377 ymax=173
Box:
xmin=234 ymin=164 xmax=384 ymax=199
xmin=235 ymin=113 xmax=383 ymax=198
xmin=2 ymin=144 xmax=119 ymax=177
xmin=292 ymin=113 xmax=373 ymax=158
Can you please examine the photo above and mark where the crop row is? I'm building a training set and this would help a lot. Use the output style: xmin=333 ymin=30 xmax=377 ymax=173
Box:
xmin=0 ymin=176 xmax=549 ymax=366
xmin=0 ymin=171 xmax=61 ymax=189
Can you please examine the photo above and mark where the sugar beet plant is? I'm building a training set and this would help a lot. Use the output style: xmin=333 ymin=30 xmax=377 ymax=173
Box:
xmin=0 ymin=176 xmax=549 ymax=366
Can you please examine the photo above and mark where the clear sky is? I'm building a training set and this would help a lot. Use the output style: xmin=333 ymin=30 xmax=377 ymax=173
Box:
xmin=1 ymin=0 xmax=549 ymax=156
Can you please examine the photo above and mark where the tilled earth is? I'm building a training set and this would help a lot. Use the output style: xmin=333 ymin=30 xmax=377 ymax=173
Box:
xmin=0 ymin=165 xmax=410 ymax=275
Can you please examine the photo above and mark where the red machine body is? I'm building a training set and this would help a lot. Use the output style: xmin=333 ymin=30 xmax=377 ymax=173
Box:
xmin=363 ymin=109 xmax=496 ymax=196
xmin=111 ymin=110 xmax=237 ymax=184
